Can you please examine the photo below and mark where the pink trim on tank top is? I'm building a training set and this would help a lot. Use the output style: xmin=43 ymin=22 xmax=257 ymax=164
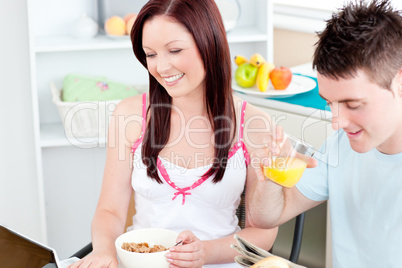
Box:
xmin=131 ymin=95 xmax=250 ymax=205
xmin=131 ymin=93 xmax=147 ymax=154
xmin=157 ymin=158 xmax=212 ymax=205
xmin=228 ymin=101 xmax=250 ymax=165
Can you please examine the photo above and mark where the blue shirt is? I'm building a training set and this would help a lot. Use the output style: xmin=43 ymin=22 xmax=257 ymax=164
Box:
xmin=297 ymin=130 xmax=402 ymax=267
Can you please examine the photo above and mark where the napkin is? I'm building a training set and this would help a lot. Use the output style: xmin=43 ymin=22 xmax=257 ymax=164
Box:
xmin=231 ymin=235 xmax=307 ymax=268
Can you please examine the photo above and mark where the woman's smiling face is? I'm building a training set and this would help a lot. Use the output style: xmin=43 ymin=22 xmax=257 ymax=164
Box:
xmin=142 ymin=15 xmax=206 ymax=99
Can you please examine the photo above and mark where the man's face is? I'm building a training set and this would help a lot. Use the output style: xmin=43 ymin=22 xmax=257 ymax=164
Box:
xmin=318 ymin=70 xmax=402 ymax=154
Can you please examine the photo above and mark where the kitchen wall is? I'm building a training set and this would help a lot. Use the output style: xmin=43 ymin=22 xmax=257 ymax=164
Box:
xmin=274 ymin=28 xmax=318 ymax=68
xmin=0 ymin=0 xmax=45 ymax=242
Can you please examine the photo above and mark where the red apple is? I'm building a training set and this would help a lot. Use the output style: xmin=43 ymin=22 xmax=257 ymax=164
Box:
xmin=270 ymin=66 xmax=292 ymax=90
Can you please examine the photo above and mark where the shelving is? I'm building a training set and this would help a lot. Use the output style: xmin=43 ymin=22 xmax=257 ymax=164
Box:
xmin=227 ymin=26 xmax=269 ymax=43
xmin=35 ymin=26 xmax=268 ymax=54
xmin=34 ymin=0 xmax=272 ymax=150
xmin=35 ymin=24 xmax=271 ymax=148
xmin=35 ymin=35 xmax=131 ymax=53
xmin=40 ymin=123 xmax=108 ymax=148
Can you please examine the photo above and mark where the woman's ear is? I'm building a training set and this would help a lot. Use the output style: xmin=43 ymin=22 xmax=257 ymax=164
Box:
xmin=396 ymin=68 xmax=402 ymax=97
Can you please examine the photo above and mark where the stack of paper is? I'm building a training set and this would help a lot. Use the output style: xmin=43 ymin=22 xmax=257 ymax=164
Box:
xmin=231 ymin=235 xmax=307 ymax=268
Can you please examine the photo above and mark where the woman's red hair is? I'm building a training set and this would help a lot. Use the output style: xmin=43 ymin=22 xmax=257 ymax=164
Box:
xmin=131 ymin=0 xmax=236 ymax=183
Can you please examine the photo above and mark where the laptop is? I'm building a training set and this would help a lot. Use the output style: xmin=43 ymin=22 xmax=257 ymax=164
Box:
xmin=0 ymin=224 xmax=62 ymax=268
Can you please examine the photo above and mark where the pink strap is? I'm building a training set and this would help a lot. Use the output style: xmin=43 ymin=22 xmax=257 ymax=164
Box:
xmin=229 ymin=101 xmax=250 ymax=165
xmin=141 ymin=93 xmax=147 ymax=133
xmin=131 ymin=93 xmax=147 ymax=153
xmin=154 ymin=100 xmax=250 ymax=205
xmin=239 ymin=101 xmax=247 ymax=140
xmin=240 ymin=101 xmax=250 ymax=165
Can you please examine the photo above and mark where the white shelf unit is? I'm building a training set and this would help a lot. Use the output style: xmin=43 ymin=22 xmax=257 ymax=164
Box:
xmin=29 ymin=0 xmax=274 ymax=259
xmin=34 ymin=26 xmax=269 ymax=53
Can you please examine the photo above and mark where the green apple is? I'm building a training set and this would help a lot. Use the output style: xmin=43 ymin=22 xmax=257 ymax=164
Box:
xmin=235 ymin=63 xmax=258 ymax=88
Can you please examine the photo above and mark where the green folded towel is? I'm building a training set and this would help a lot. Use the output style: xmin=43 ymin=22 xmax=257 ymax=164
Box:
xmin=62 ymin=74 xmax=140 ymax=102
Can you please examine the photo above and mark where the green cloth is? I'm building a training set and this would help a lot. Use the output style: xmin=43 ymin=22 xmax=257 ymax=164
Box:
xmin=62 ymin=74 xmax=140 ymax=102
xmin=269 ymin=74 xmax=330 ymax=111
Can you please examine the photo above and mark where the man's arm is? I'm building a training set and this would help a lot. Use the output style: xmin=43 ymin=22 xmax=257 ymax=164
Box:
xmin=247 ymin=178 xmax=323 ymax=228
xmin=239 ymin=98 xmax=323 ymax=228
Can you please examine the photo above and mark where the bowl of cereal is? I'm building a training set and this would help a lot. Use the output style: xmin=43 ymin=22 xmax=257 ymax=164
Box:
xmin=115 ymin=228 xmax=179 ymax=268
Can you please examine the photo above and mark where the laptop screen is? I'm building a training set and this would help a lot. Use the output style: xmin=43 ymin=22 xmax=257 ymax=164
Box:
xmin=0 ymin=225 xmax=58 ymax=268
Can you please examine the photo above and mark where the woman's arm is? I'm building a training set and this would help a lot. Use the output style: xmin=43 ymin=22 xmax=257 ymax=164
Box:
xmin=70 ymin=95 xmax=143 ymax=268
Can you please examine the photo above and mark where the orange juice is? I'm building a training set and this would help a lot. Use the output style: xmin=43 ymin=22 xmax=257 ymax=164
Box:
xmin=263 ymin=157 xmax=307 ymax=188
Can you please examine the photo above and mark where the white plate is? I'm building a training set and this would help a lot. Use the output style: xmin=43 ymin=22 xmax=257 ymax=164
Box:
xmin=232 ymin=74 xmax=316 ymax=98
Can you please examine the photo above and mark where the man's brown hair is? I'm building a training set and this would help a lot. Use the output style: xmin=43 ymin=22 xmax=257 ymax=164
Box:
xmin=313 ymin=0 xmax=402 ymax=89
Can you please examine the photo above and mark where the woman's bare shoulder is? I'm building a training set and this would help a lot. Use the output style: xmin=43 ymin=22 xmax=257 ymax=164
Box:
xmin=110 ymin=93 xmax=146 ymax=144
xmin=113 ymin=93 xmax=145 ymax=117
xmin=232 ymin=94 xmax=272 ymax=123
xmin=232 ymin=95 xmax=273 ymax=152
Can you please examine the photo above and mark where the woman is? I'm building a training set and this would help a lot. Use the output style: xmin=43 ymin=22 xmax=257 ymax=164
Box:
xmin=70 ymin=0 xmax=277 ymax=267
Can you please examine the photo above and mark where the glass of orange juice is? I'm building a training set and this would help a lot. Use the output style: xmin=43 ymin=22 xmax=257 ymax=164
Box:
xmin=263 ymin=133 xmax=314 ymax=188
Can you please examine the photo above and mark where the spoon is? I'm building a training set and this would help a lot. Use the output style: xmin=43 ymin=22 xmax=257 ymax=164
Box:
xmin=173 ymin=240 xmax=183 ymax=247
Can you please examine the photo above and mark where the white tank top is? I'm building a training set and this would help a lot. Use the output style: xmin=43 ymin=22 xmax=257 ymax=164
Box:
xmin=130 ymin=94 xmax=249 ymax=267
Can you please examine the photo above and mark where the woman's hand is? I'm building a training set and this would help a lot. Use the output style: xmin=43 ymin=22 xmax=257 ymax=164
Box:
xmin=68 ymin=250 xmax=118 ymax=268
xmin=166 ymin=230 xmax=205 ymax=268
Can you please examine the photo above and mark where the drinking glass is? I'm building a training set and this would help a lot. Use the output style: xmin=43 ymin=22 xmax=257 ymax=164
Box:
xmin=263 ymin=133 xmax=315 ymax=188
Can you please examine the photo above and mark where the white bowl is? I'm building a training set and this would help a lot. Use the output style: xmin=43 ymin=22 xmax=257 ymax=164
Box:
xmin=115 ymin=228 xmax=179 ymax=268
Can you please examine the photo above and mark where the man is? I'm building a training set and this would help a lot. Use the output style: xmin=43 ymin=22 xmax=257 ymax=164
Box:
xmin=247 ymin=0 xmax=402 ymax=267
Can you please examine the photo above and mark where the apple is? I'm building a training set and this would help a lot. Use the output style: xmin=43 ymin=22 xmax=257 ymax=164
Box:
xmin=235 ymin=63 xmax=258 ymax=88
xmin=125 ymin=14 xmax=137 ymax=35
xmin=123 ymin=13 xmax=137 ymax=23
xmin=270 ymin=66 xmax=292 ymax=90
xmin=124 ymin=13 xmax=138 ymax=35
xmin=105 ymin=16 xmax=126 ymax=36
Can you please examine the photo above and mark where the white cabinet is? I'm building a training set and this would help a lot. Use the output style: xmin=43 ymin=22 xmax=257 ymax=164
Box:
xmin=29 ymin=0 xmax=275 ymax=259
